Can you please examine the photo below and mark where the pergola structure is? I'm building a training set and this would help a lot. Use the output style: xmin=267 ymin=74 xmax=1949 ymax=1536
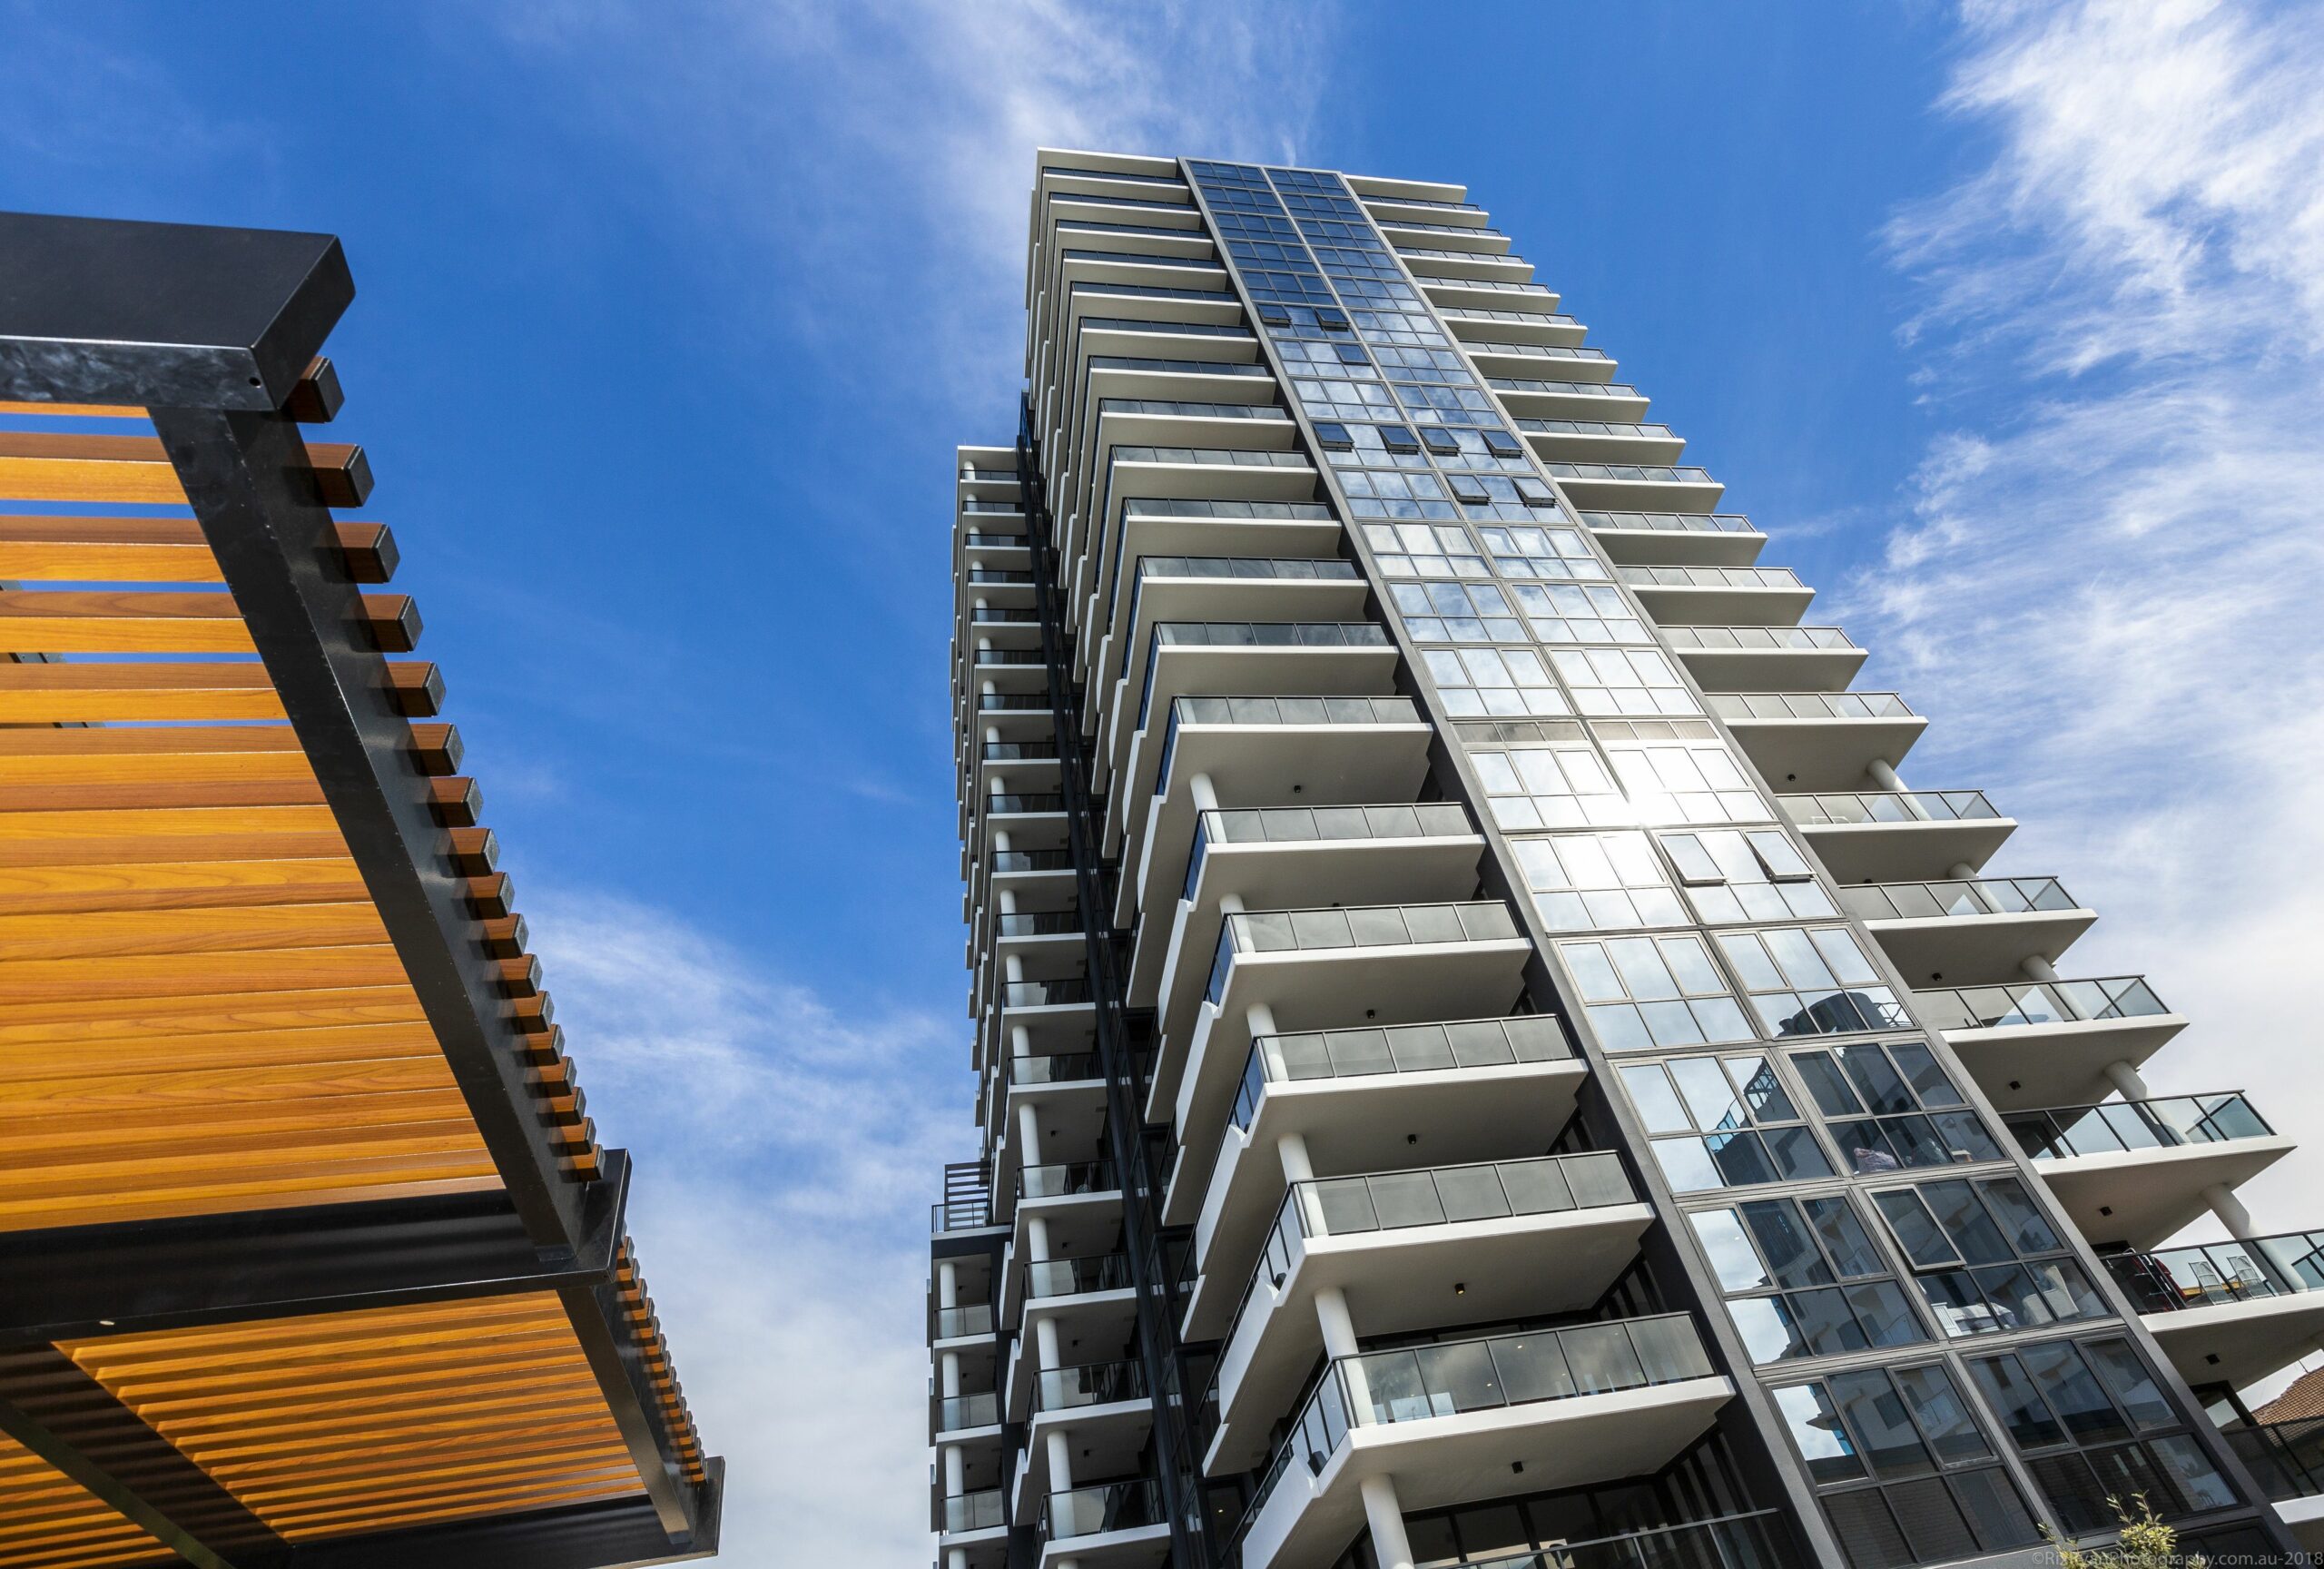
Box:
xmin=0 ymin=212 xmax=721 ymax=1569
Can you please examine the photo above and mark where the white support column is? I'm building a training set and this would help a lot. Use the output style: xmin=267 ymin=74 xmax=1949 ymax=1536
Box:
xmin=1246 ymin=1001 xmax=1277 ymax=1040
xmin=1314 ymin=1287 xmax=1359 ymax=1358
xmin=1360 ymin=1474 xmax=1417 ymax=1569
xmin=1045 ymin=1428 xmax=1076 ymax=1495
xmin=1946 ymin=862 xmax=1980 ymax=883
xmin=1010 ymin=1024 xmax=1033 ymax=1060
xmin=2021 ymin=954 xmax=2060 ymax=984
xmin=999 ymin=888 xmax=1019 ymax=915
xmin=2102 ymin=1060 xmax=2153 ymax=1101
xmin=1018 ymin=1103 xmax=1045 ymax=1169
xmin=943 ymin=1443 xmax=965 ymax=1495
xmin=948 ymin=1551 xmax=969 ymax=1569
xmin=1276 ymin=1130 xmax=1315 ymax=1184
xmin=1035 ymin=1315 xmax=1063 ymax=1371
xmin=938 ymin=1261 xmax=959 ymax=1311
xmin=1190 ymin=772 xmax=1221 ymax=814
xmin=1027 ymin=1215 xmax=1051 ymax=1264
xmin=940 ymin=1351 xmax=961 ymax=1399
xmin=1005 ymin=954 xmax=1026 ymax=985
xmin=2203 ymin=1182 xmax=2257 ymax=1241
xmin=1867 ymin=758 xmax=1908 ymax=793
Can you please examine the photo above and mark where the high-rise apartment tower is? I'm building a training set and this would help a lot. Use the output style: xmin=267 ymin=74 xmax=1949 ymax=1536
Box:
xmin=931 ymin=150 xmax=2319 ymax=1569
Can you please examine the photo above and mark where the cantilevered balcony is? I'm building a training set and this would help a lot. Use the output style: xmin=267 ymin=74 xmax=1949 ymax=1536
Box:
xmin=1077 ymin=448 xmax=1324 ymax=619
xmin=1424 ymin=278 xmax=1562 ymax=317
xmin=1581 ymin=509 xmax=1767 ymax=567
xmin=1377 ymin=222 xmax=1512 ymax=255
xmin=2106 ymin=1231 xmax=2324 ymax=1388
xmin=1544 ymin=462 xmax=1724 ymax=513
xmin=1084 ymin=498 xmax=1341 ymax=665
xmin=1204 ymin=1153 xmax=1657 ymax=1474
xmin=1175 ymin=1014 xmax=1586 ymax=1267
xmin=1485 ymin=378 xmax=1649 ymax=422
xmin=1000 ymin=1248 xmax=1137 ymax=1353
xmin=1227 ymin=1315 xmax=1731 ymax=1569
xmin=1439 ymin=305 xmax=1586 ymax=347
xmin=1843 ymin=876 xmax=2097 ymax=986
xmin=1709 ymin=691 xmax=1925 ymax=793
xmin=1099 ymin=609 xmax=1389 ymax=791
xmin=1916 ymin=976 xmax=2188 ymax=1110
xmin=1010 ymin=1360 xmax=1157 ymax=1534
xmin=1663 ymin=625 xmax=1866 ymax=693
xmin=2221 ymin=1421 xmax=2324 ymax=1551
xmin=1109 ymin=693 xmax=1433 ymax=873
xmin=1157 ymin=901 xmax=1533 ymax=1142
xmin=1620 ymin=564 xmax=1813 ymax=625
xmin=2004 ymin=1092 xmax=2290 ymax=1248
xmin=1127 ymin=800 xmax=1485 ymax=1010
xmin=1780 ymin=789 xmax=2017 ymax=883
xmin=1038 ymin=1478 xmax=1168 ymax=1569
xmin=1397 ymin=247 xmax=1536 ymax=284
xmin=935 ymin=1486 xmax=1009 ymax=1569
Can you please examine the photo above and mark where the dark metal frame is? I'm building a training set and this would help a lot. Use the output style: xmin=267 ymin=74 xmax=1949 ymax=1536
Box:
xmin=0 ymin=209 xmax=720 ymax=1568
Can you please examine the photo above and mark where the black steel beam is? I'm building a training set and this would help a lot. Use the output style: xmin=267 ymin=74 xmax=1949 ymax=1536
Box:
xmin=0 ymin=210 xmax=350 ymax=410
xmin=0 ymin=1153 xmax=630 ymax=1344
xmin=289 ymin=1464 xmax=720 ymax=1569
xmin=0 ymin=1345 xmax=289 ymax=1569
xmin=149 ymin=400 xmax=591 ymax=1255
xmin=560 ymin=1274 xmax=704 ymax=1544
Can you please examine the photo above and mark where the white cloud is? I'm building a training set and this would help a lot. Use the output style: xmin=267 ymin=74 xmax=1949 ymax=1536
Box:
xmin=1853 ymin=0 xmax=2324 ymax=1395
xmin=526 ymin=888 xmax=959 ymax=1567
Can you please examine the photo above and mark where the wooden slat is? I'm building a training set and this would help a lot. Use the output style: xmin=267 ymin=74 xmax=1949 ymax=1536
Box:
xmin=0 ymin=984 xmax=423 ymax=1042
xmin=0 ymin=517 xmax=394 ymax=583
xmin=0 ymin=804 xmax=350 ymax=867
xmin=0 ymin=943 xmax=413 ymax=1004
xmin=0 ymin=902 xmax=387 ymax=961
xmin=0 ymin=432 xmax=367 ymax=507
xmin=0 ymin=1167 xmax=503 ymax=1229
xmin=0 ymin=1058 xmax=458 ymax=1114
xmin=0 ymin=1023 xmax=438 ymax=1085
xmin=0 ymin=589 xmax=412 ymax=654
xmin=0 ymin=858 xmax=372 ymax=918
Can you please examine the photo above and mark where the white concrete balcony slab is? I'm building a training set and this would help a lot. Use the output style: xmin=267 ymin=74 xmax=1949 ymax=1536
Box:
xmin=1521 ymin=420 xmax=1683 ymax=465
xmin=1106 ymin=694 xmax=1431 ymax=867
xmin=933 ymin=1488 xmax=1009 ymax=1569
xmin=1709 ymin=691 xmax=1925 ymax=793
xmin=1782 ymin=790 xmax=2017 ymax=883
xmin=1581 ymin=509 xmax=1767 ymax=567
xmin=1664 ymin=626 xmax=1866 ymax=694
xmin=1545 ymin=463 xmax=1726 ymax=513
xmin=2006 ymin=1092 xmax=2292 ymax=1248
xmin=1423 ymin=278 xmax=1562 ymax=315
xmin=1398 ymin=248 xmax=1535 ymax=284
xmin=1440 ymin=306 xmax=1585 ymax=347
xmin=1226 ymin=1316 xmax=1730 ymax=1569
xmin=1126 ymin=802 xmax=1484 ymax=1010
xmin=1056 ymin=250 xmax=1229 ymax=297
xmin=1919 ymin=976 xmax=2187 ymax=1110
xmin=2107 ymin=1231 xmax=2324 ymax=1388
xmin=1378 ymin=223 xmax=1511 ymax=255
xmin=1846 ymin=877 xmax=2097 ymax=986
xmin=1173 ymin=1015 xmax=1585 ymax=1274
xmin=1482 ymin=380 xmax=1649 ymax=422
xmin=1000 ymin=1250 xmax=1137 ymax=1353
xmin=1036 ymin=1480 xmax=1170 ymax=1569
xmin=1010 ymin=1361 xmax=1154 ymax=1519
xmin=1204 ymin=1153 xmax=1653 ymax=1472
xmin=1152 ymin=902 xmax=1533 ymax=1140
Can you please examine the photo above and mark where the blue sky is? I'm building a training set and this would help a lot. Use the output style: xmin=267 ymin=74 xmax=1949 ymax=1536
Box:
xmin=5 ymin=2 xmax=2321 ymax=1563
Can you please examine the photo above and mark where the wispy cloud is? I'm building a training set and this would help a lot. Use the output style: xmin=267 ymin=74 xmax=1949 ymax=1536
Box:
xmin=1850 ymin=0 xmax=2324 ymax=1348
xmin=527 ymin=886 xmax=959 ymax=1567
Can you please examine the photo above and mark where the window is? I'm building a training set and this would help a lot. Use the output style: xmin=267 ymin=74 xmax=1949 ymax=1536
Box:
xmin=1423 ymin=647 xmax=1569 ymax=718
xmin=1448 ymin=476 xmax=1492 ymax=505
xmin=1344 ymin=470 xmax=1458 ymax=524
xmin=1315 ymin=307 xmax=1351 ymax=330
xmin=1379 ymin=423 xmax=1420 ymax=454
xmin=1471 ymin=735 xmax=1629 ymax=829
xmin=1334 ymin=341 xmax=1370 ymax=364
xmin=1715 ymin=927 xmax=1907 ymax=1036
xmin=1549 ymin=648 xmax=1699 ymax=717
xmin=1620 ymin=1053 xmax=1832 ymax=1190
xmin=1561 ymin=934 xmax=1755 ymax=1052
xmin=1476 ymin=524 xmax=1610 ymax=583
xmin=1510 ymin=832 xmax=1687 ymax=931
xmin=1690 ymin=1197 xmax=1926 ymax=1362
xmin=1659 ymin=829 xmax=1837 ymax=923
xmin=1792 ymin=1041 xmax=2004 ymax=1174
xmin=1775 ymin=1367 xmax=2043 ymax=1567
xmin=1390 ymin=581 xmax=1522 ymax=641
xmin=1418 ymin=425 xmax=1461 ymax=456
xmin=1256 ymin=303 xmax=1292 ymax=327
xmin=1966 ymin=1337 xmax=2235 ymax=1533
xmin=1871 ymin=1177 xmax=2110 ymax=1338
xmin=1507 ymin=583 xmax=1649 ymax=644
xmin=1482 ymin=428 xmax=1524 ymax=458
xmin=1361 ymin=520 xmax=1488 ymax=576
xmin=1311 ymin=419 xmax=1353 ymax=451
xmin=1601 ymin=734 xmax=1768 ymax=825
xmin=1512 ymin=478 xmax=1556 ymax=507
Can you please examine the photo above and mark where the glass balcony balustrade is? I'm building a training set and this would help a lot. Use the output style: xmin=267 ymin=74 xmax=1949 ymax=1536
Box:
xmin=978 ymin=793 xmax=1064 ymax=815
xmin=1078 ymin=318 xmax=1254 ymax=341
xmin=1455 ymin=1511 xmax=1797 ymax=1569
xmin=1018 ymin=1160 xmax=1118 ymax=1201
xmin=961 ymin=532 xmax=1029 ymax=548
xmin=1544 ymin=463 xmax=1717 ymax=485
xmin=1155 ymin=695 xmax=1422 ymax=795
xmin=2223 ymin=1419 xmax=2324 ymax=1503
xmin=960 ymin=498 xmax=1026 ymax=514
xmin=1912 ymin=976 xmax=2167 ymax=1032
xmin=978 ymin=693 xmax=1051 ymax=712
xmin=1108 ymin=445 xmax=1312 ymax=468
xmin=1182 ymin=802 xmax=1472 ymax=903
xmin=1708 ymin=692 xmax=1913 ymax=721
xmin=1232 ymin=1314 xmax=1716 ymax=1552
xmin=2104 ymin=1229 xmax=2324 ymax=1314
xmin=990 ymin=849 xmax=1075 ymax=873
xmin=1097 ymin=399 xmax=1293 ymax=420
xmin=1001 ymin=978 xmax=1092 ymax=1009
xmin=1781 ymin=789 xmax=2002 ymax=826
xmin=1582 ymin=510 xmax=1758 ymax=535
xmin=981 ymin=740 xmax=1059 ymax=761
xmin=1026 ymin=1252 xmax=1134 ymax=1300
xmin=995 ymin=913 xmax=1079 ymax=942
xmin=1042 ymin=1479 xmax=1165 ymax=1542
xmin=1840 ymin=877 xmax=2077 ymax=923
xmin=1227 ymin=1016 xmax=1571 ymax=1133
xmin=932 ymin=1303 xmax=994 ymax=1338
xmin=1433 ymin=277 xmax=1554 ymax=297
xmin=940 ymin=1489 xmax=1005 ymax=1534
xmin=1088 ymin=355 xmax=1266 ymax=377
xmin=1520 ymin=420 xmax=1668 ymax=440
xmin=933 ymin=1390 xmax=1000 ymax=1433
xmin=1661 ymin=626 xmax=1856 ymax=652
xmin=970 ymin=607 xmax=1041 ymax=625
xmin=1620 ymin=564 xmax=1801 ymax=589
xmin=1204 ymin=902 xmax=1521 ymax=1007
xmin=1216 ymin=1152 xmax=1634 ymax=1365
xmin=969 ymin=647 xmax=1043 ymax=666
xmin=1478 ymin=380 xmax=1642 ymax=401
xmin=1036 ymin=1358 xmax=1148 ymax=1413
xmin=1009 ymin=1051 xmax=1099 ymax=1087
xmin=2004 ymin=1093 xmax=2271 ymax=1162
